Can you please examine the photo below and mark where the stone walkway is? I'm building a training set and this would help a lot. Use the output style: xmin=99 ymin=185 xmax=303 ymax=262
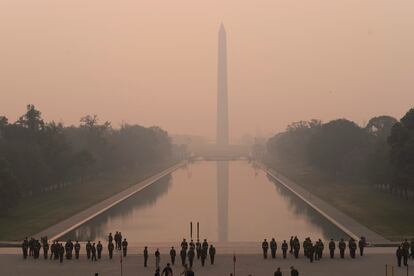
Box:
xmin=259 ymin=164 xmax=390 ymax=244
xmin=1 ymin=248 xmax=409 ymax=276
xmin=35 ymin=162 xmax=185 ymax=241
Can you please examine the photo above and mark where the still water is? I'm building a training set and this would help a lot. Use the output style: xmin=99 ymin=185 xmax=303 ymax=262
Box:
xmin=63 ymin=161 xmax=347 ymax=243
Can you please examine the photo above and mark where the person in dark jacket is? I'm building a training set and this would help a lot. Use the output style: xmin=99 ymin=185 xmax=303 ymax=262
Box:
xmin=282 ymin=240 xmax=288 ymax=259
xmin=108 ymin=241 xmax=114 ymax=259
xmin=74 ymin=241 xmax=81 ymax=259
xmin=97 ymin=241 xmax=103 ymax=259
xmin=144 ymin=246 xmax=149 ymax=267
xmin=329 ymin=239 xmax=335 ymax=258
xmin=396 ymin=246 xmax=403 ymax=267
xmin=170 ymin=246 xmax=176 ymax=265
xmin=209 ymin=245 xmax=216 ymax=264
xmin=274 ymin=267 xmax=282 ymax=276
xmin=262 ymin=239 xmax=269 ymax=259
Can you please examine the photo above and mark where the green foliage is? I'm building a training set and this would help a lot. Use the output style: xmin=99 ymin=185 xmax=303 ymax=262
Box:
xmin=0 ymin=105 xmax=172 ymax=211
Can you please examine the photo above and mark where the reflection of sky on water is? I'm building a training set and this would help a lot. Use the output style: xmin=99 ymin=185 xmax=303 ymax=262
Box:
xmin=63 ymin=161 xmax=347 ymax=243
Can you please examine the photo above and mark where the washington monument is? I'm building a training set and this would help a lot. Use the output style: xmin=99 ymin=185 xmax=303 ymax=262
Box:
xmin=216 ymin=23 xmax=229 ymax=146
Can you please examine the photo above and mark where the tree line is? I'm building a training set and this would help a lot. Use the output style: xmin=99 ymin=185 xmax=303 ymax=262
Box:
xmin=265 ymin=107 xmax=414 ymax=196
xmin=0 ymin=105 xmax=173 ymax=211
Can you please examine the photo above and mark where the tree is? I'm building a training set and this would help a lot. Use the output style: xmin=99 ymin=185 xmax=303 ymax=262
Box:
xmin=365 ymin=116 xmax=397 ymax=142
xmin=0 ymin=158 xmax=19 ymax=212
xmin=388 ymin=108 xmax=414 ymax=189
xmin=16 ymin=104 xmax=44 ymax=132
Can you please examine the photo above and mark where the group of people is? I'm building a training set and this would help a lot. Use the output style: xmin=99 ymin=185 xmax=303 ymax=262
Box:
xmin=152 ymin=238 xmax=216 ymax=276
xmin=395 ymin=239 xmax=414 ymax=267
xmin=261 ymin=236 xmax=367 ymax=262
xmin=21 ymin=231 xmax=129 ymax=263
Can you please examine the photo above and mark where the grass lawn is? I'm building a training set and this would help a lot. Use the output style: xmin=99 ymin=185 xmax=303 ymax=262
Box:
xmin=272 ymin=162 xmax=414 ymax=241
xmin=0 ymin=161 xmax=177 ymax=241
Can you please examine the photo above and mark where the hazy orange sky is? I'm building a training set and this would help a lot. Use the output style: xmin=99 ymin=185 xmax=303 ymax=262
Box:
xmin=1 ymin=0 xmax=414 ymax=142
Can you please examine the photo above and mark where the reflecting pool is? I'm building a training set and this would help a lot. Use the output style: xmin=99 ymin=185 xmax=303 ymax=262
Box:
xmin=63 ymin=161 xmax=348 ymax=243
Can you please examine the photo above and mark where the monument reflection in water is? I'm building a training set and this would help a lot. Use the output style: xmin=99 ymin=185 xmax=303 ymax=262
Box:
xmin=63 ymin=161 xmax=348 ymax=243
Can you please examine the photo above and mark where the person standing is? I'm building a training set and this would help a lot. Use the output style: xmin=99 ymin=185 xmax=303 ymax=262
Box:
xmin=188 ymin=247 xmax=195 ymax=268
xmin=74 ymin=241 xmax=80 ymax=260
xmin=108 ymin=233 xmax=113 ymax=244
xmin=42 ymin=240 xmax=49 ymax=259
xmin=91 ymin=243 xmax=97 ymax=262
xmin=154 ymin=268 xmax=161 ymax=276
xmin=86 ymin=241 xmax=92 ymax=260
xmin=170 ymin=246 xmax=176 ymax=265
xmin=358 ymin=237 xmax=366 ymax=256
xmin=58 ymin=243 xmax=64 ymax=263
xmin=180 ymin=247 xmax=186 ymax=266
xmin=144 ymin=246 xmax=149 ymax=267
xmin=339 ymin=239 xmax=346 ymax=259
xmin=349 ymin=239 xmax=357 ymax=259
xmin=396 ymin=246 xmax=403 ymax=267
xmin=293 ymin=238 xmax=300 ymax=259
xmin=329 ymin=239 xmax=335 ymax=259
xmin=108 ymin=241 xmax=114 ymax=259
xmin=200 ymin=246 xmax=207 ymax=266
xmin=209 ymin=245 xmax=216 ymax=264
xmin=262 ymin=239 xmax=269 ymax=259
xmin=282 ymin=240 xmax=288 ymax=259
xmin=196 ymin=239 xmax=201 ymax=259
xmin=403 ymin=239 xmax=410 ymax=266
xmin=155 ymin=248 xmax=161 ymax=269
xmin=97 ymin=241 xmax=103 ymax=259
xmin=270 ymin=238 xmax=277 ymax=259
xmin=289 ymin=236 xmax=294 ymax=254
xmin=122 ymin=238 xmax=128 ymax=257
xmin=22 ymin=238 xmax=29 ymax=259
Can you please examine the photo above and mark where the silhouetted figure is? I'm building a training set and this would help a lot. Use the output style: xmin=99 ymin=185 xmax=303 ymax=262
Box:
xmin=349 ymin=239 xmax=357 ymax=259
xmin=289 ymin=236 xmax=294 ymax=254
xmin=396 ymin=246 xmax=403 ymax=267
xmin=181 ymin=239 xmax=188 ymax=251
xmin=209 ymin=245 xmax=216 ymax=264
xmin=329 ymin=239 xmax=335 ymax=258
xmin=74 ymin=241 xmax=80 ymax=259
xmin=155 ymin=248 xmax=161 ymax=269
xmin=91 ymin=243 xmax=97 ymax=261
xmin=162 ymin=263 xmax=173 ymax=276
xmin=58 ymin=243 xmax=64 ymax=263
xmin=282 ymin=240 xmax=288 ymax=259
xmin=144 ymin=246 xmax=149 ymax=267
xmin=97 ymin=241 xmax=103 ymax=259
xmin=108 ymin=241 xmax=114 ymax=259
xmin=358 ymin=237 xmax=366 ymax=256
xmin=339 ymin=239 xmax=346 ymax=259
xmin=270 ymin=238 xmax=277 ymax=259
xmin=118 ymin=232 xmax=123 ymax=250
xmin=410 ymin=239 xmax=414 ymax=259
xmin=308 ymin=243 xmax=314 ymax=263
xmin=196 ymin=239 xmax=201 ymax=259
xmin=170 ymin=246 xmax=176 ymax=265
xmin=180 ymin=247 xmax=187 ymax=266
xmin=403 ymin=239 xmax=409 ymax=266
xmin=293 ymin=237 xmax=300 ymax=259
xmin=290 ymin=266 xmax=299 ymax=276
xmin=22 ymin=238 xmax=28 ymax=259
xmin=122 ymin=238 xmax=128 ymax=257
xmin=188 ymin=247 xmax=195 ymax=268
xmin=262 ymin=239 xmax=269 ymax=259
xmin=42 ymin=241 xmax=49 ymax=259
xmin=154 ymin=268 xmax=161 ymax=276
xmin=86 ymin=241 xmax=92 ymax=259
xmin=108 ymin=232 xmax=113 ymax=244
xmin=200 ymin=246 xmax=207 ymax=266
xmin=274 ymin=267 xmax=282 ymax=276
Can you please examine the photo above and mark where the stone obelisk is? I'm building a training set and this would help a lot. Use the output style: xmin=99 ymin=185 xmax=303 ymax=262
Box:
xmin=216 ymin=24 xmax=229 ymax=146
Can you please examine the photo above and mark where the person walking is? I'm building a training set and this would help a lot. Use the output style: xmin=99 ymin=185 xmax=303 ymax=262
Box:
xmin=97 ymin=241 xmax=103 ymax=259
xmin=22 ymin=238 xmax=28 ymax=259
xmin=188 ymin=247 xmax=195 ymax=268
xmin=91 ymin=243 xmax=97 ymax=262
xmin=180 ymin=247 xmax=187 ymax=266
xmin=358 ymin=237 xmax=366 ymax=256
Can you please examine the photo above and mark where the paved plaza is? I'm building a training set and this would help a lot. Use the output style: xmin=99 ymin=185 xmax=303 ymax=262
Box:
xmin=1 ymin=247 xmax=410 ymax=276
